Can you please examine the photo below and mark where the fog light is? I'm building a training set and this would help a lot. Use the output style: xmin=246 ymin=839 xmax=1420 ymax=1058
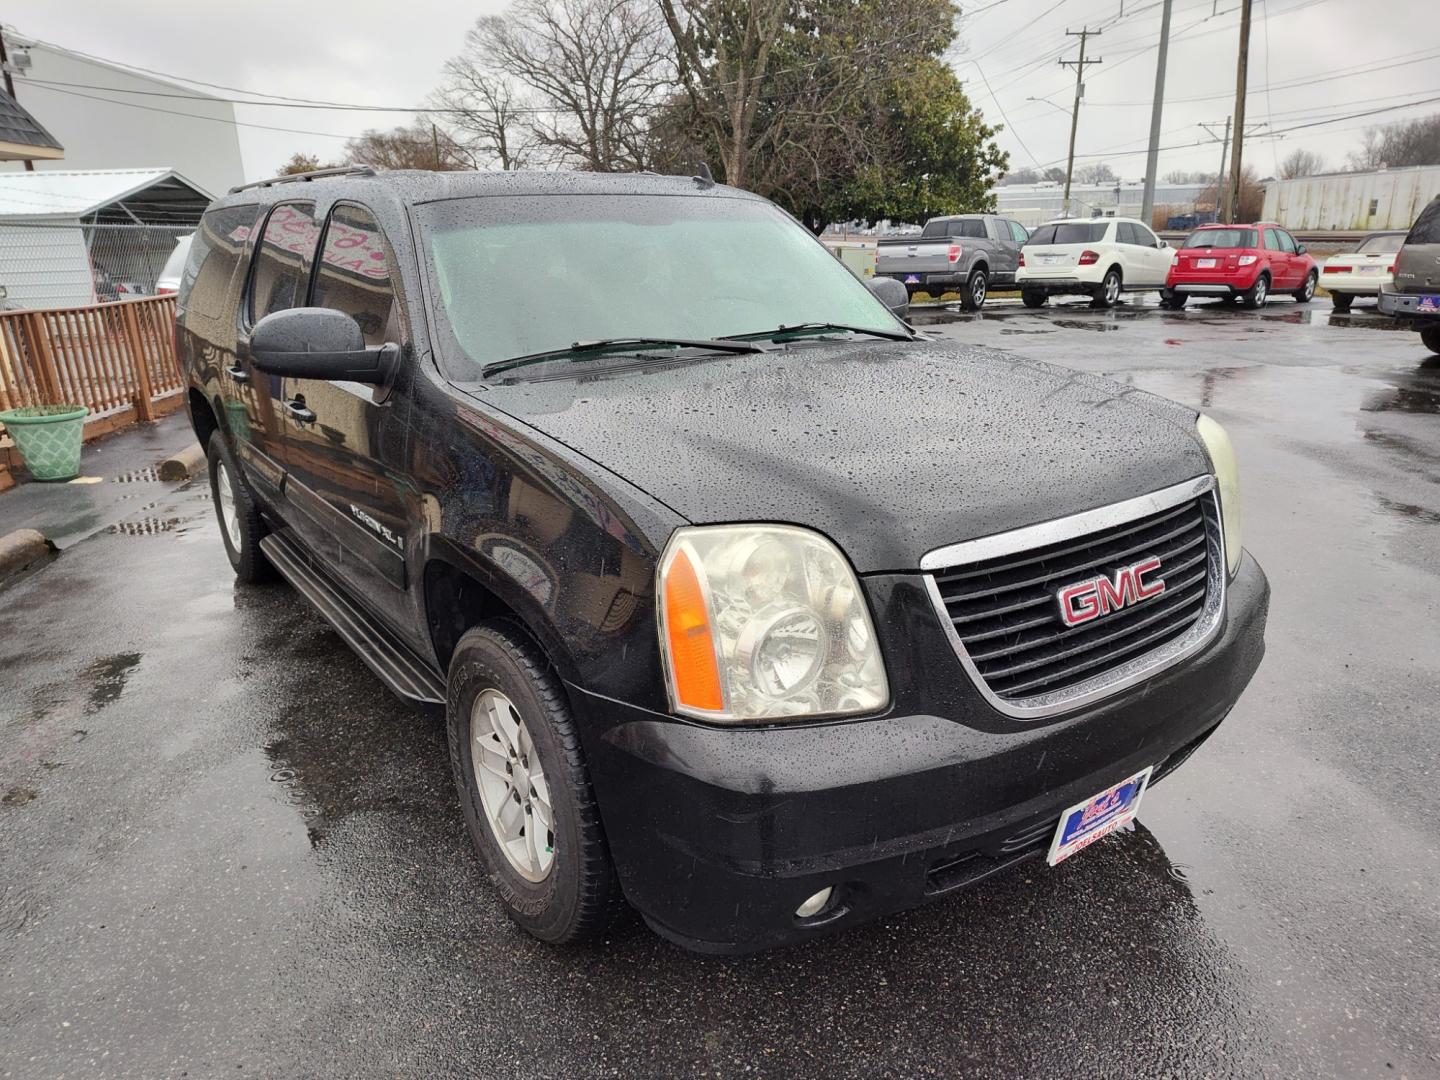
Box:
xmin=795 ymin=886 xmax=834 ymax=919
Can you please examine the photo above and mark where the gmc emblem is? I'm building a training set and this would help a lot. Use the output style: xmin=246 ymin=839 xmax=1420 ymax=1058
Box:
xmin=1056 ymin=557 xmax=1166 ymax=628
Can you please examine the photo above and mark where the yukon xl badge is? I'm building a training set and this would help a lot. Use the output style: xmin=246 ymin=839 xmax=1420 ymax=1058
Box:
xmin=350 ymin=504 xmax=402 ymax=549
xmin=1056 ymin=557 xmax=1166 ymax=628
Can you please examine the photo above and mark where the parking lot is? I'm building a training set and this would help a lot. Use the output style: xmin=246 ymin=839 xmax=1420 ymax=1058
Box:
xmin=2 ymin=294 xmax=1437 ymax=1078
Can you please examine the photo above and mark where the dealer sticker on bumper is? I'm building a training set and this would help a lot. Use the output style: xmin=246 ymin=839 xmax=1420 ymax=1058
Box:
xmin=1046 ymin=766 xmax=1154 ymax=866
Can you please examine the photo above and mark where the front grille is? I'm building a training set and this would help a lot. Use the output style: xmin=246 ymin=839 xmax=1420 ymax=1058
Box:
xmin=928 ymin=487 xmax=1223 ymax=714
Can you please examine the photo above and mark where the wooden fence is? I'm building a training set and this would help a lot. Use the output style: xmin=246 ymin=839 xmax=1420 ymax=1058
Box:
xmin=0 ymin=295 xmax=184 ymax=442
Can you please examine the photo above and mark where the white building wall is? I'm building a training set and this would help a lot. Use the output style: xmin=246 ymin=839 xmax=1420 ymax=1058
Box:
xmin=1262 ymin=166 xmax=1440 ymax=231
xmin=0 ymin=42 xmax=243 ymax=199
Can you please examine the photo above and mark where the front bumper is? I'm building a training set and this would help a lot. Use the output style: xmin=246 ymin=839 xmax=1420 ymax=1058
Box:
xmin=572 ymin=551 xmax=1270 ymax=953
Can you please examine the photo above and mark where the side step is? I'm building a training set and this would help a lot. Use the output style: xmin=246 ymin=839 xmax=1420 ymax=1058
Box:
xmin=260 ymin=530 xmax=446 ymax=706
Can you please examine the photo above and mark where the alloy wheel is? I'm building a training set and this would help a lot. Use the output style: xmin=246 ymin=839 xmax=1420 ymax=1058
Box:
xmin=1255 ymin=276 xmax=1268 ymax=305
xmin=470 ymin=688 xmax=555 ymax=882
xmin=972 ymin=272 xmax=986 ymax=307
xmin=1303 ymin=274 xmax=1316 ymax=301
xmin=1105 ymin=273 xmax=1121 ymax=305
xmin=214 ymin=461 xmax=241 ymax=549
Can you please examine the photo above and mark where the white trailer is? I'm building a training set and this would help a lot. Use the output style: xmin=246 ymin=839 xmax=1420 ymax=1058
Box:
xmin=1263 ymin=165 xmax=1440 ymax=232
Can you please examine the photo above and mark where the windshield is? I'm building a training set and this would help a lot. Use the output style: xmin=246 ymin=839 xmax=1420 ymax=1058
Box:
xmin=1184 ymin=228 xmax=1256 ymax=249
xmin=1025 ymin=222 xmax=1108 ymax=246
xmin=1356 ymin=233 xmax=1404 ymax=254
xmin=415 ymin=194 xmax=901 ymax=378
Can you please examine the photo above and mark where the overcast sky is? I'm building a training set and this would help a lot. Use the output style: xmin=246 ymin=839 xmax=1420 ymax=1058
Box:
xmin=6 ymin=0 xmax=1438 ymax=183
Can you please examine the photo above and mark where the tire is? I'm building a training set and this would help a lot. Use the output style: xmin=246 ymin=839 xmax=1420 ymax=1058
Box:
xmin=960 ymin=267 xmax=988 ymax=311
xmin=1294 ymin=271 xmax=1318 ymax=303
xmin=1241 ymin=273 xmax=1270 ymax=310
xmin=1161 ymin=290 xmax=1188 ymax=310
xmin=1329 ymin=291 xmax=1353 ymax=312
xmin=1422 ymin=326 xmax=1440 ymax=355
xmin=1021 ymin=289 xmax=1047 ymax=309
xmin=206 ymin=430 xmax=273 ymax=583
xmin=1091 ymin=267 xmax=1122 ymax=309
xmin=446 ymin=620 xmax=622 ymax=945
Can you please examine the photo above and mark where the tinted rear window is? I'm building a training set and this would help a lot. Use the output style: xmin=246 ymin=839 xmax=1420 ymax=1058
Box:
xmin=1406 ymin=198 xmax=1440 ymax=245
xmin=922 ymin=218 xmax=986 ymax=239
xmin=1184 ymin=228 xmax=1256 ymax=249
xmin=1356 ymin=234 xmax=1404 ymax=254
xmin=1025 ymin=222 xmax=1108 ymax=245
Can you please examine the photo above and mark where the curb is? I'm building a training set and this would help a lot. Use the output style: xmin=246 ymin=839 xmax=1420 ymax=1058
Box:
xmin=158 ymin=443 xmax=206 ymax=481
xmin=0 ymin=528 xmax=56 ymax=584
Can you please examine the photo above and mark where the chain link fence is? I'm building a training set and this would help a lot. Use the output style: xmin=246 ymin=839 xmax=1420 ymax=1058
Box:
xmin=0 ymin=222 xmax=193 ymax=310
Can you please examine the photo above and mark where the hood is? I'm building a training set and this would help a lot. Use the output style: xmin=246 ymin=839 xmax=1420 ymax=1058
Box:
xmin=467 ymin=340 xmax=1211 ymax=572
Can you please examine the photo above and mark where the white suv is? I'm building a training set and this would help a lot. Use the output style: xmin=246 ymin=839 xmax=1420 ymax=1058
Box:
xmin=1016 ymin=217 xmax=1175 ymax=308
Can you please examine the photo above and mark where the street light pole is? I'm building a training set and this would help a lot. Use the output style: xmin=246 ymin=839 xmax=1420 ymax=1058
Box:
xmin=1059 ymin=29 xmax=1102 ymax=218
xmin=1140 ymin=0 xmax=1173 ymax=226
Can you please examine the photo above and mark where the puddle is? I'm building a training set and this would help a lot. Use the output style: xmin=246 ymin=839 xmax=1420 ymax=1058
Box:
xmin=1360 ymin=386 xmax=1440 ymax=414
xmin=1051 ymin=320 xmax=1123 ymax=332
xmin=1377 ymin=497 xmax=1440 ymax=525
xmin=83 ymin=652 xmax=141 ymax=713
xmin=108 ymin=517 xmax=183 ymax=536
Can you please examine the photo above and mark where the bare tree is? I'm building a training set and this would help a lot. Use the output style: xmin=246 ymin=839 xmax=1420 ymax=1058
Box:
xmin=1278 ymin=148 xmax=1325 ymax=179
xmin=343 ymin=121 xmax=470 ymax=171
xmin=276 ymin=152 xmax=335 ymax=177
xmin=1074 ymin=162 xmax=1116 ymax=185
xmin=450 ymin=0 xmax=671 ymax=172
xmin=1349 ymin=113 xmax=1440 ymax=171
xmin=431 ymin=40 xmax=535 ymax=171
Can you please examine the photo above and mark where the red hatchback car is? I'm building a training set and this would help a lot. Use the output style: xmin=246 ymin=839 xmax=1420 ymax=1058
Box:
xmin=1163 ymin=222 xmax=1318 ymax=309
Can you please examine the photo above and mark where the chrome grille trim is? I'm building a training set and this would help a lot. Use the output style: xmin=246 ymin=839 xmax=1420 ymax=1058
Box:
xmin=921 ymin=476 xmax=1227 ymax=721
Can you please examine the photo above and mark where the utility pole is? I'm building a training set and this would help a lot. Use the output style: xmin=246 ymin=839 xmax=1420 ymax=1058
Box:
xmin=1222 ymin=0 xmax=1253 ymax=223
xmin=432 ymin=122 xmax=441 ymax=170
xmin=1140 ymin=0 xmax=1174 ymax=226
xmin=1059 ymin=28 xmax=1102 ymax=217
xmin=1200 ymin=118 xmax=1232 ymax=221
xmin=0 ymin=27 xmax=33 ymax=171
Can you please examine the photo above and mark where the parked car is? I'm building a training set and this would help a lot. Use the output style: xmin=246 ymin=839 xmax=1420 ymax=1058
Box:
xmin=155 ymin=233 xmax=194 ymax=295
xmin=178 ymin=167 xmax=1269 ymax=954
xmin=876 ymin=214 xmax=1028 ymax=310
xmin=1317 ymin=231 xmax=1404 ymax=312
xmin=1378 ymin=194 xmax=1440 ymax=355
xmin=1162 ymin=223 xmax=1317 ymax=310
xmin=1016 ymin=217 xmax=1173 ymax=309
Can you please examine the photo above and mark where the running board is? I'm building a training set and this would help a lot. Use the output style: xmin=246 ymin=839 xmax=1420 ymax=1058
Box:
xmin=260 ymin=531 xmax=445 ymax=706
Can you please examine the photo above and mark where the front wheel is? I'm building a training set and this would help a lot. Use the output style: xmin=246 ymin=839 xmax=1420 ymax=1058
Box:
xmin=1021 ymin=289 xmax=1047 ymax=309
xmin=1330 ymin=292 xmax=1353 ymax=313
xmin=960 ymin=268 xmax=988 ymax=311
xmin=206 ymin=430 xmax=273 ymax=583
xmin=1091 ymin=268 xmax=1122 ymax=309
xmin=1422 ymin=326 xmax=1440 ymax=355
xmin=1294 ymin=271 xmax=1318 ymax=303
xmin=447 ymin=621 xmax=622 ymax=945
xmin=1241 ymin=273 xmax=1270 ymax=309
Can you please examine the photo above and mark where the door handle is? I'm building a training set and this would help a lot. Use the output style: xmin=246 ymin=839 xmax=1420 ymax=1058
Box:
xmin=225 ymin=364 xmax=249 ymax=384
xmin=284 ymin=398 xmax=316 ymax=424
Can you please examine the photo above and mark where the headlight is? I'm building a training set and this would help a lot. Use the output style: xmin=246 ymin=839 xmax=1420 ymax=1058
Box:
xmin=1196 ymin=414 xmax=1242 ymax=576
xmin=657 ymin=524 xmax=889 ymax=722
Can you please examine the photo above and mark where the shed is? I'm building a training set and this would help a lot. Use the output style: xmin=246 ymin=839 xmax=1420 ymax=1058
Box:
xmin=0 ymin=87 xmax=63 ymax=162
xmin=0 ymin=168 xmax=211 ymax=308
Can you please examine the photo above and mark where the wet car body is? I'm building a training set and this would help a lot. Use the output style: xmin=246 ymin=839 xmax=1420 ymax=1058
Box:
xmin=1378 ymin=194 xmax=1440 ymax=354
xmin=1318 ymin=230 xmax=1404 ymax=310
xmin=178 ymin=170 xmax=1269 ymax=953
xmin=1165 ymin=222 xmax=1317 ymax=308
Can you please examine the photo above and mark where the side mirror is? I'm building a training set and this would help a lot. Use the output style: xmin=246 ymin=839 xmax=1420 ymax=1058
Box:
xmin=1295 ymin=242 xmax=1308 ymax=254
xmin=867 ymin=275 xmax=910 ymax=319
xmin=250 ymin=307 xmax=397 ymax=384
xmin=1159 ymin=239 xmax=1170 ymax=249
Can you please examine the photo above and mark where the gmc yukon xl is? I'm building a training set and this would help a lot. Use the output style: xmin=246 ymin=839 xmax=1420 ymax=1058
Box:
xmin=178 ymin=167 xmax=1269 ymax=953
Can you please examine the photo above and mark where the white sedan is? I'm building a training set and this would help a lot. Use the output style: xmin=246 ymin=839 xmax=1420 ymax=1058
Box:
xmin=1017 ymin=217 xmax=1174 ymax=309
xmin=1319 ymin=231 xmax=1405 ymax=312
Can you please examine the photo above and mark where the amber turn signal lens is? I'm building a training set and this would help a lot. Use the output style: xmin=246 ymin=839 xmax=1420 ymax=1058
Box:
xmin=662 ymin=546 xmax=724 ymax=713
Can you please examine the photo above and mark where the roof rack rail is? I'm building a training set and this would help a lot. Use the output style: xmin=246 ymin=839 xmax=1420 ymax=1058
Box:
xmin=229 ymin=164 xmax=377 ymax=195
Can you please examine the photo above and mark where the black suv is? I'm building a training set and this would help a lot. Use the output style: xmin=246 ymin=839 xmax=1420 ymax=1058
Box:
xmin=1379 ymin=193 xmax=1440 ymax=354
xmin=177 ymin=166 xmax=1269 ymax=953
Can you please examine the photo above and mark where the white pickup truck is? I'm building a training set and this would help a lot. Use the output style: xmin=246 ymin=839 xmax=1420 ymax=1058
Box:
xmin=876 ymin=214 xmax=1031 ymax=310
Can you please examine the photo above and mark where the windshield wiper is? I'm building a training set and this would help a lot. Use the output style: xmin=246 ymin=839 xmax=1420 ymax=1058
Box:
xmin=724 ymin=322 xmax=917 ymax=343
xmin=481 ymin=336 xmax=768 ymax=379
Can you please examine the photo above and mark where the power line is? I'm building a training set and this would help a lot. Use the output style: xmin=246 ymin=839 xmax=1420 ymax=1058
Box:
xmin=972 ymin=59 xmax=1044 ymax=170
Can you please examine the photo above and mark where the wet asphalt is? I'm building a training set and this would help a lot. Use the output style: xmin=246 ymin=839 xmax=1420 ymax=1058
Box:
xmin=2 ymin=295 xmax=1438 ymax=1079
